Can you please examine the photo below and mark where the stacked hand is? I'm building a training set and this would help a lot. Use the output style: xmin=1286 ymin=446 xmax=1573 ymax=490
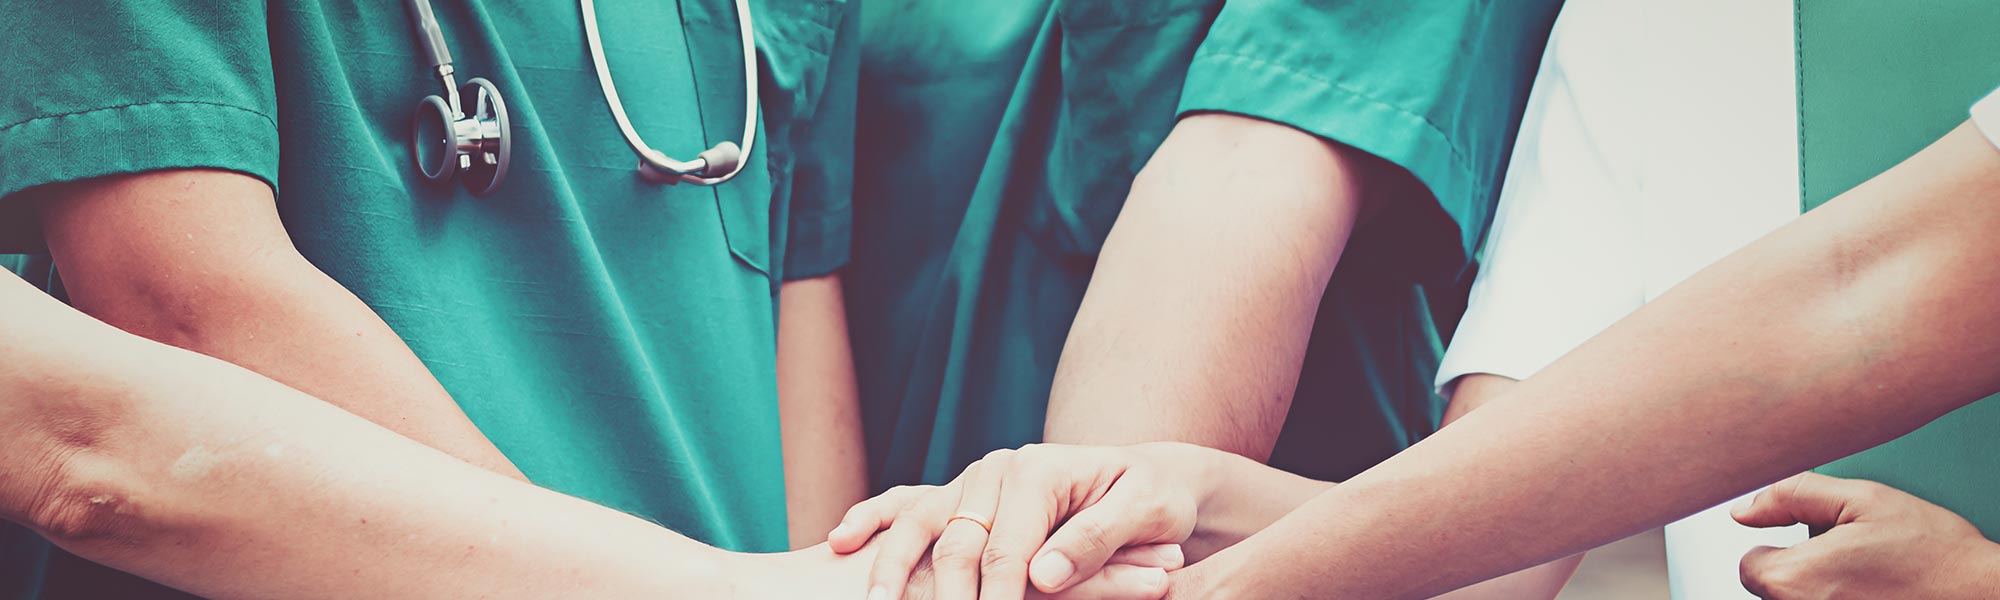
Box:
xmin=827 ymin=443 xmax=1218 ymax=600
xmin=1733 ymin=473 xmax=2000 ymax=599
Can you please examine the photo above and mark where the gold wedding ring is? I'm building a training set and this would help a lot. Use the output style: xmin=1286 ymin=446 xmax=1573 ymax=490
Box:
xmin=947 ymin=511 xmax=994 ymax=533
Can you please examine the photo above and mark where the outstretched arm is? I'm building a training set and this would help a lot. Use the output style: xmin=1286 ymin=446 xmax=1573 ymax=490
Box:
xmin=0 ymin=274 xmax=863 ymax=599
xmin=1175 ymin=121 xmax=2000 ymax=599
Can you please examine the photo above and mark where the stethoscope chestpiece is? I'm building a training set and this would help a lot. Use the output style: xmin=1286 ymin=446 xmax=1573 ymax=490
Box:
xmin=411 ymin=77 xmax=512 ymax=197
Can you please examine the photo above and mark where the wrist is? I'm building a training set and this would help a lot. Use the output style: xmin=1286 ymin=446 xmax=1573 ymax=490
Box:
xmin=1948 ymin=539 xmax=2000 ymax=598
xmin=1166 ymin=549 xmax=1252 ymax=600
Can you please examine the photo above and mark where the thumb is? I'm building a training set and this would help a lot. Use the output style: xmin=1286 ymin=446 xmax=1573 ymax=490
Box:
xmin=1732 ymin=473 xmax=1874 ymax=531
xmin=1030 ymin=484 xmax=1191 ymax=594
xmin=1738 ymin=545 xmax=1788 ymax=598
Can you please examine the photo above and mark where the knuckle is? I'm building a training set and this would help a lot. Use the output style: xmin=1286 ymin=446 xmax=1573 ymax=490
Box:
xmin=1743 ymin=559 xmax=1804 ymax=597
xmin=982 ymin=448 xmax=1017 ymax=465
xmin=1067 ymin=518 xmax=1116 ymax=554
xmin=1137 ymin=499 xmax=1173 ymax=527
xmin=1852 ymin=481 xmax=1894 ymax=504
xmin=932 ymin=532 xmax=985 ymax=568
xmin=981 ymin=543 xmax=1025 ymax=573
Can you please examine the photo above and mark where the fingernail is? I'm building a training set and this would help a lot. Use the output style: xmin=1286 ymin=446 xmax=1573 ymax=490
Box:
xmin=1157 ymin=544 xmax=1185 ymax=566
xmin=830 ymin=523 xmax=854 ymax=539
xmin=1137 ymin=567 xmax=1170 ymax=591
xmin=866 ymin=586 xmax=889 ymax=600
xmin=1030 ymin=551 xmax=1076 ymax=589
xmin=1731 ymin=494 xmax=1758 ymax=516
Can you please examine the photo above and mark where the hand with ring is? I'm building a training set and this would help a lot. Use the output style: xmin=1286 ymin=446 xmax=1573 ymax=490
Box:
xmin=829 ymin=443 xmax=1230 ymax=600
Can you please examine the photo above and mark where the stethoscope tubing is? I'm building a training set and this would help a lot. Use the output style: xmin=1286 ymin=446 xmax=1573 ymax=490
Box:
xmin=404 ymin=0 xmax=760 ymax=192
xmin=580 ymin=0 xmax=760 ymax=185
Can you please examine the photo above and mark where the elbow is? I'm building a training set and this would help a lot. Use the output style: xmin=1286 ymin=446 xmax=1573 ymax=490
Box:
xmin=21 ymin=428 xmax=157 ymax=552
xmin=28 ymin=469 xmax=146 ymax=548
xmin=62 ymin=244 xmax=320 ymax=352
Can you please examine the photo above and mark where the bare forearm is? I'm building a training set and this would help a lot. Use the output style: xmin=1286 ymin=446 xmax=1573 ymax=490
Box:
xmin=1185 ymin=123 xmax=2000 ymax=599
xmin=36 ymin=171 xmax=521 ymax=478
xmin=0 ymin=278 xmax=742 ymax=599
xmin=777 ymin=275 xmax=869 ymax=548
xmin=1044 ymin=114 xmax=1375 ymax=459
xmin=1427 ymin=375 xmax=1579 ymax=600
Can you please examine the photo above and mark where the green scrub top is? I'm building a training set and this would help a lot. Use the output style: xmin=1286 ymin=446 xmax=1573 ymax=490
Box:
xmin=1798 ymin=0 xmax=2000 ymax=538
xmin=0 ymin=0 xmax=857 ymax=596
xmin=847 ymin=0 xmax=1562 ymax=486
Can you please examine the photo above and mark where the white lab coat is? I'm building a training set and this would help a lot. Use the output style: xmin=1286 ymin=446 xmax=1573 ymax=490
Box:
xmin=1434 ymin=0 xmax=1808 ymax=597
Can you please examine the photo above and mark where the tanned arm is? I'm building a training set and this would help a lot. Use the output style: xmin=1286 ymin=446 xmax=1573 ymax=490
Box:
xmin=29 ymin=170 xmax=521 ymax=478
xmin=1175 ymin=122 xmax=2000 ymax=599
xmin=1043 ymin=113 xmax=1394 ymax=460
xmin=778 ymin=274 xmax=870 ymax=548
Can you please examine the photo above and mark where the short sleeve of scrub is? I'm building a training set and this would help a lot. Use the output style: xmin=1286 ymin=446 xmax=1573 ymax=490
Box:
xmin=1176 ymin=0 xmax=1562 ymax=280
xmin=0 ymin=2 xmax=280 ymax=251
xmin=761 ymin=0 xmax=858 ymax=282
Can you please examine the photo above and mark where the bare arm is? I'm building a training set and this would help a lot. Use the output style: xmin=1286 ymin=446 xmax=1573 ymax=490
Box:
xmin=777 ymin=274 xmax=869 ymax=548
xmin=0 ymin=271 xmax=961 ymax=599
xmin=1043 ymin=113 xmax=1387 ymax=459
xmin=30 ymin=170 xmax=521 ymax=478
xmin=1427 ymin=375 xmax=1582 ymax=600
xmin=1177 ymin=121 xmax=2000 ymax=599
xmin=0 ymin=275 xmax=759 ymax=598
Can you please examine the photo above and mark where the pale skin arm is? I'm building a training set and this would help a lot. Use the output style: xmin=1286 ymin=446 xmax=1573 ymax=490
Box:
xmin=1043 ymin=112 xmax=1399 ymax=460
xmin=0 ymin=273 xmax=895 ymax=599
xmin=778 ymin=274 xmax=870 ymax=548
xmin=1173 ymin=121 xmax=2000 ymax=599
xmin=1427 ymin=375 xmax=1581 ymax=600
xmin=29 ymin=170 xmax=522 ymax=478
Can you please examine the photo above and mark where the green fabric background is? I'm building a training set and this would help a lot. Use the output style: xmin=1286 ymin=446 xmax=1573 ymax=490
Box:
xmin=1799 ymin=0 xmax=2000 ymax=538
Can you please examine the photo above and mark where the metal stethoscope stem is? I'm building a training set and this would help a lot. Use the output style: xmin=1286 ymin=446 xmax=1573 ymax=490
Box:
xmin=403 ymin=0 xmax=759 ymax=194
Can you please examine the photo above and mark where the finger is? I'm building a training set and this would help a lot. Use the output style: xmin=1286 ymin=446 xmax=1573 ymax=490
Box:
xmin=1731 ymin=473 xmax=1885 ymax=530
xmin=1739 ymin=544 xmax=1797 ymax=599
xmin=1031 ymin=483 xmax=1193 ymax=593
xmin=831 ymin=485 xmax=932 ymax=554
xmin=980 ymin=459 xmax=1067 ymax=600
xmin=1104 ymin=544 xmax=1185 ymax=571
xmin=1040 ymin=565 xmax=1170 ymax=600
xmin=932 ymin=453 xmax=1009 ymax=600
xmin=866 ymin=487 xmax=959 ymax=600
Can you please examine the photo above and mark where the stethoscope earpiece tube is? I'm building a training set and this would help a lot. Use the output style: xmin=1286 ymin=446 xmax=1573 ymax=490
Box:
xmin=583 ymin=0 xmax=759 ymax=186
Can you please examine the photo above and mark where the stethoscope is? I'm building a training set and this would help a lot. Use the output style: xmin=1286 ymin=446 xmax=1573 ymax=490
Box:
xmin=403 ymin=0 xmax=760 ymax=196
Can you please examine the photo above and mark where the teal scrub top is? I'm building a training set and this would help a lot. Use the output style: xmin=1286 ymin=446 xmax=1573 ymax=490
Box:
xmin=0 ymin=0 xmax=857 ymax=596
xmin=1797 ymin=0 xmax=2000 ymax=538
xmin=847 ymin=0 xmax=1562 ymax=487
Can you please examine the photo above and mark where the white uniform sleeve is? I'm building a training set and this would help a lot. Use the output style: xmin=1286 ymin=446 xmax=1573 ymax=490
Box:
xmin=1434 ymin=5 xmax=1647 ymax=397
xmin=1973 ymin=85 xmax=2000 ymax=150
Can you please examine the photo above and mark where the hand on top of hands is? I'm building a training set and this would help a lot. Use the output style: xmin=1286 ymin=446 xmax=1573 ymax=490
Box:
xmin=827 ymin=443 xmax=1215 ymax=600
xmin=1733 ymin=472 xmax=2000 ymax=600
